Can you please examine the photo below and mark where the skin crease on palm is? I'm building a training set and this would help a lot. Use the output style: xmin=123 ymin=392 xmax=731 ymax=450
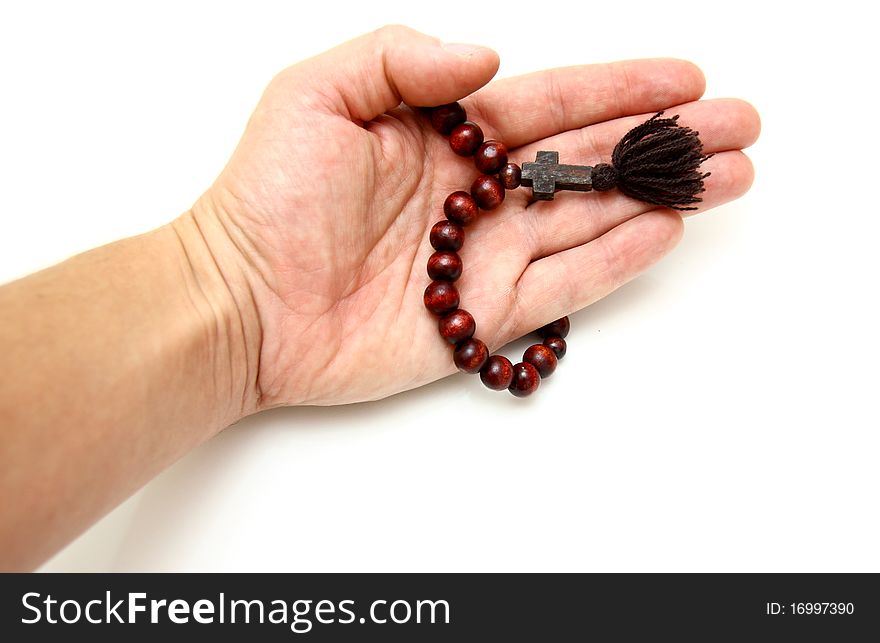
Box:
xmin=186 ymin=25 xmax=760 ymax=410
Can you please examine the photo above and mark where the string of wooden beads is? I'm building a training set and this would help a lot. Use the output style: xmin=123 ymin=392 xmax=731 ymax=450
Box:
xmin=423 ymin=102 xmax=569 ymax=398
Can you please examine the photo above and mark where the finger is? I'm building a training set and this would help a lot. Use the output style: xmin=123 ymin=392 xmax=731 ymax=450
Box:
xmin=509 ymin=209 xmax=685 ymax=339
xmin=502 ymin=99 xmax=760 ymax=258
xmin=517 ymin=151 xmax=754 ymax=261
xmin=283 ymin=25 xmax=499 ymax=123
xmin=503 ymin=97 xmax=760 ymax=210
xmin=465 ymin=59 xmax=706 ymax=148
xmin=519 ymin=97 xmax=761 ymax=170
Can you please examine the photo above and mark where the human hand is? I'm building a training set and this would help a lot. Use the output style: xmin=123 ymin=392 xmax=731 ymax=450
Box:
xmin=189 ymin=25 xmax=759 ymax=409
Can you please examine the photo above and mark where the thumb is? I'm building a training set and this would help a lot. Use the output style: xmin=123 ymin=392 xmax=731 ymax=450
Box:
xmin=288 ymin=25 xmax=499 ymax=122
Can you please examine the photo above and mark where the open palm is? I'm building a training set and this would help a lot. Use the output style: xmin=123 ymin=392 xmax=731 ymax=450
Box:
xmin=198 ymin=26 xmax=759 ymax=407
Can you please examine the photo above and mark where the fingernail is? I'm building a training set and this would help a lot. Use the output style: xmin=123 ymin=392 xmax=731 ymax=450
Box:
xmin=441 ymin=42 xmax=485 ymax=57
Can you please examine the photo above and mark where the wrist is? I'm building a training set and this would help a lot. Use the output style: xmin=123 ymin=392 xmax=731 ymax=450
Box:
xmin=166 ymin=198 xmax=265 ymax=426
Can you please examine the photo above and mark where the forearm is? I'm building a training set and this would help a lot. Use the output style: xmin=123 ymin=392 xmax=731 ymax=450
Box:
xmin=0 ymin=205 xmax=261 ymax=570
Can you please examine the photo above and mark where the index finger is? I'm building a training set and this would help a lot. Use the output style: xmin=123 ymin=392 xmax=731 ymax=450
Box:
xmin=464 ymin=58 xmax=706 ymax=148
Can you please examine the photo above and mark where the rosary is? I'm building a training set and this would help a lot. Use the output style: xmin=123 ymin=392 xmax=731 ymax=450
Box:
xmin=422 ymin=101 xmax=709 ymax=397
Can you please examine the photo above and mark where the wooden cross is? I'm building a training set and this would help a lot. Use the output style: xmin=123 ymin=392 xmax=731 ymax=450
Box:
xmin=520 ymin=151 xmax=593 ymax=201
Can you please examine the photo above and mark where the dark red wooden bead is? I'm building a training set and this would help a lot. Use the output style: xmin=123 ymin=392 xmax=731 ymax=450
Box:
xmin=523 ymin=343 xmax=558 ymax=378
xmin=543 ymin=336 xmax=567 ymax=359
xmin=423 ymin=281 xmax=459 ymax=315
xmin=508 ymin=362 xmax=540 ymax=397
xmin=453 ymin=338 xmax=489 ymax=373
xmin=499 ymin=163 xmax=522 ymax=189
xmin=449 ymin=121 xmax=484 ymax=157
xmin=439 ymin=309 xmax=476 ymax=344
xmin=474 ymin=140 xmax=508 ymax=174
xmin=470 ymin=175 xmax=505 ymax=210
xmin=427 ymin=251 xmax=462 ymax=281
xmin=443 ymin=191 xmax=479 ymax=225
xmin=480 ymin=355 xmax=514 ymax=390
xmin=429 ymin=220 xmax=465 ymax=251
xmin=430 ymin=103 xmax=467 ymax=135
xmin=538 ymin=316 xmax=571 ymax=339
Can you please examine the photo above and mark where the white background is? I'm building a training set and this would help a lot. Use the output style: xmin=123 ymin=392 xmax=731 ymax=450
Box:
xmin=1 ymin=0 xmax=877 ymax=571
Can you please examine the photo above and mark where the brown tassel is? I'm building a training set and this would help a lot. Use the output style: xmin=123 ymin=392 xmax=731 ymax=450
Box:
xmin=591 ymin=112 xmax=711 ymax=211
